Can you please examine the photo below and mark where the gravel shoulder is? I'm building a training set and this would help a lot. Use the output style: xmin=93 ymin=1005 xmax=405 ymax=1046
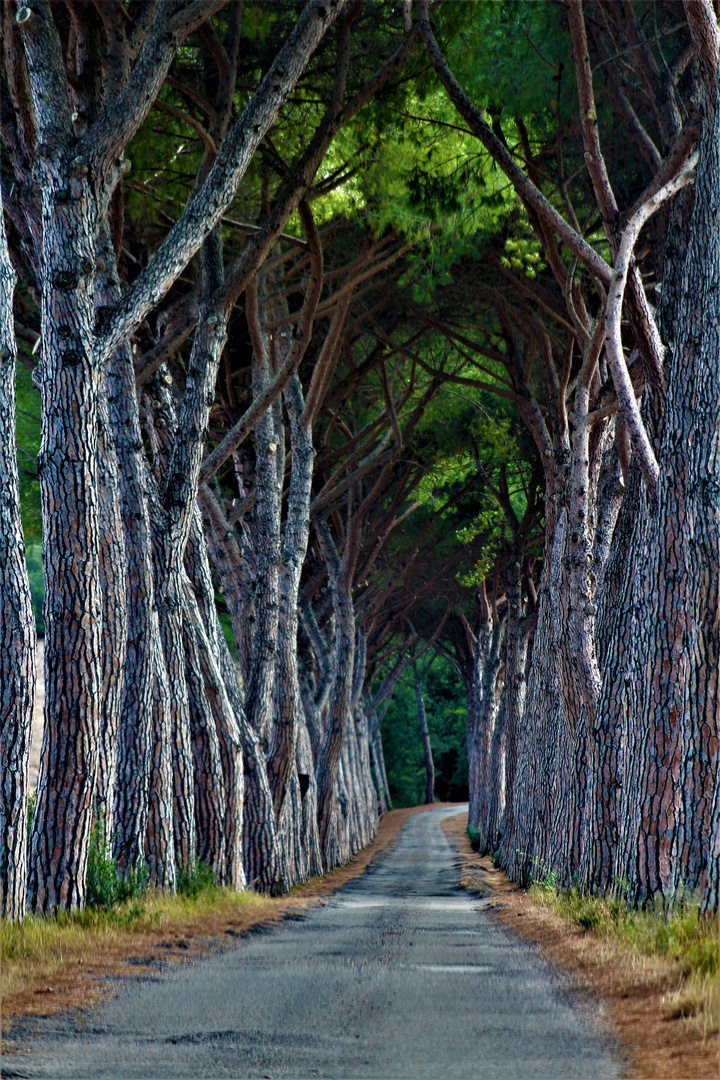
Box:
xmin=4 ymin=806 xmax=624 ymax=1080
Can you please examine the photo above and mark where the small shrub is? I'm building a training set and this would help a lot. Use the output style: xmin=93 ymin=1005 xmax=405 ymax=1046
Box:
xmin=176 ymin=859 xmax=217 ymax=899
xmin=538 ymin=871 xmax=559 ymax=893
xmin=86 ymin=818 xmax=148 ymax=909
xmin=26 ymin=790 xmax=36 ymax=847
xmin=467 ymin=826 xmax=481 ymax=852
xmin=529 ymin=876 xmax=720 ymax=1025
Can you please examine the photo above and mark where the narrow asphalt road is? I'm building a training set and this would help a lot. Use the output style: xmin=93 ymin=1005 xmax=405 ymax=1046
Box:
xmin=6 ymin=807 xmax=622 ymax=1079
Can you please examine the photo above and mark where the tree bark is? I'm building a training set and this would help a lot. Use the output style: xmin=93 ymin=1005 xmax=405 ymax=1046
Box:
xmin=313 ymin=520 xmax=356 ymax=866
xmin=414 ymin=667 xmax=435 ymax=806
xmin=592 ymin=104 xmax=719 ymax=906
xmin=0 ymin=185 xmax=36 ymax=920
xmin=25 ymin=40 xmax=104 ymax=907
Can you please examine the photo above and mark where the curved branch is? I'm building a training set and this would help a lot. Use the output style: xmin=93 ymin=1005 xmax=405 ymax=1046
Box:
xmin=97 ymin=0 xmax=348 ymax=362
xmin=198 ymin=199 xmax=324 ymax=483
xmin=604 ymin=152 xmax=698 ymax=494
xmin=417 ymin=0 xmax=612 ymax=286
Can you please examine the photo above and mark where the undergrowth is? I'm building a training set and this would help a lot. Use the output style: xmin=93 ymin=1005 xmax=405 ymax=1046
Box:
xmin=466 ymin=825 xmax=481 ymax=852
xmin=529 ymin=876 xmax=720 ymax=1037
xmin=86 ymin=819 xmax=150 ymax=909
xmin=1 ymin=836 xmax=272 ymax=1009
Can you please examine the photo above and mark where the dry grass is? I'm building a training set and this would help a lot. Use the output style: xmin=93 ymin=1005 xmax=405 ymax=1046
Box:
xmin=1 ymin=888 xmax=272 ymax=1006
xmin=1 ymin=803 xmax=446 ymax=1025
xmin=442 ymin=811 xmax=720 ymax=1080
xmin=528 ymin=877 xmax=719 ymax=1041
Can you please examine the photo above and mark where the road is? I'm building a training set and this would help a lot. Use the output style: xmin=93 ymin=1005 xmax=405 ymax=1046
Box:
xmin=6 ymin=807 xmax=622 ymax=1079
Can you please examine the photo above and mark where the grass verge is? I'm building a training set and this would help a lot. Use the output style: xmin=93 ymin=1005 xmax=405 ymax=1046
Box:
xmin=1 ymin=803 xmax=447 ymax=1025
xmin=529 ymin=876 xmax=719 ymax=1040
xmin=441 ymin=810 xmax=719 ymax=1080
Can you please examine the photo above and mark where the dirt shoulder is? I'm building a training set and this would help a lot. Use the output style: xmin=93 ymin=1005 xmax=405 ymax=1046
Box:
xmin=441 ymin=811 xmax=718 ymax=1080
xmin=2 ymin=803 xmax=448 ymax=1026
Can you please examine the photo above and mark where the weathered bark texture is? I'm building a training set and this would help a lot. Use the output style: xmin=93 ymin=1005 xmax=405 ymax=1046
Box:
xmin=591 ymin=105 xmax=719 ymax=906
xmin=0 ymin=186 xmax=36 ymax=920
xmin=27 ymin=102 xmax=104 ymax=913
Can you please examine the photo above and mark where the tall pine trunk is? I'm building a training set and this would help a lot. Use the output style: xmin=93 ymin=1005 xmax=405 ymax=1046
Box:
xmin=0 ymin=187 xmax=36 ymax=920
xmin=414 ymin=668 xmax=435 ymax=806
xmin=29 ymin=160 xmax=103 ymax=915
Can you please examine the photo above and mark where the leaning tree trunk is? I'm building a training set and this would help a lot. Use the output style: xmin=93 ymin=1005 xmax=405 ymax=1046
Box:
xmin=94 ymin=377 xmax=127 ymax=836
xmin=184 ymin=510 xmax=245 ymax=889
xmin=352 ymin=695 xmax=379 ymax=842
xmin=269 ymin=372 xmax=315 ymax=833
xmin=96 ymin=224 xmax=168 ymax=882
xmin=501 ymin=512 xmax=565 ymax=886
xmin=483 ymin=690 xmax=507 ymax=856
xmin=199 ymin=488 xmax=279 ymax=892
xmin=243 ymin=280 xmax=282 ymax=747
xmin=314 ymin=521 xmax=356 ymax=867
xmin=93 ymin=224 xmax=131 ymax=845
xmin=366 ymin=696 xmax=392 ymax=814
xmin=183 ymin=603 xmax=227 ymax=881
xmin=466 ymin=588 xmax=504 ymax=846
xmin=414 ymin=668 xmax=435 ymax=806
xmin=0 ymin=185 xmax=36 ymax=920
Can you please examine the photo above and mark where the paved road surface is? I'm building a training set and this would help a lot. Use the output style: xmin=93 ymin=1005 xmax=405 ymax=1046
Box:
xmin=6 ymin=807 xmax=622 ymax=1079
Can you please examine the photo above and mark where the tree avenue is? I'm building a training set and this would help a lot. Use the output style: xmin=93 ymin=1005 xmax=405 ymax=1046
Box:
xmin=0 ymin=0 xmax=716 ymax=922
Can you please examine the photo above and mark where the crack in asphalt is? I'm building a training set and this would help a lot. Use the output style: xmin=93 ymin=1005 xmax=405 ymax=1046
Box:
xmin=4 ymin=807 xmax=624 ymax=1079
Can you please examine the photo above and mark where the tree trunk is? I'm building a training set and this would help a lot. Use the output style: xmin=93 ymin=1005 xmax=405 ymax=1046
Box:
xmin=483 ymin=691 xmax=507 ymax=855
xmin=97 ymin=224 xmax=161 ymax=879
xmin=184 ymin=513 xmax=246 ymax=890
xmin=145 ymin=632 xmax=176 ymax=890
xmin=198 ymin=490 xmax=278 ymax=892
xmin=269 ymin=373 xmax=315 ymax=827
xmin=592 ymin=109 xmax=720 ymax=907
xmin=243 ymin=281 xmax=282 ymax=745
xmin=314 ymin=521 xmax=356 ymax=867
xmin=366 ymin=697 xmax=392 ymax=814
xmin=0 ymin=186 xmax=36 ymax=920
xmin=184 ymin=604 xmax=227 ymax=881
xmin=466 ymin=591 xmax=504 ymax=846
xmin=28 ymin=161 xmax=103 ymax=915
xmin=95 ymin=378 xmax=127 ymax=836
xmin=370 ymin=734 xmax=390 ymax=816
xmin=93 ymin=224 xmax=130 ymax=843
xmin=414 ymin=668 xmax=435 ymax=805
xmin=500 ymin=524 xmax=564 ymax=885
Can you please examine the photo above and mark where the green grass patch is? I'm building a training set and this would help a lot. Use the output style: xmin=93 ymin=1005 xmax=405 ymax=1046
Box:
xmin=529 ymin=878 xmax=719 ymax=977
xmin=529 ymin=877 xmax=719 ymax=1036
xmin=3 ymin=821 xmax=275 ymax=1008
xmin=466 ymin=825 xmax=481 ymax=852
xmin=0 ymin=878 xmax=275 ymax=1007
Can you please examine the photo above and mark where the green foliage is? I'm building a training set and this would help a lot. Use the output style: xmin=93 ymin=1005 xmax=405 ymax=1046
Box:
xmin=25 ymin=543 xmax=44 ymax=635
xmin=380 ymin=656 xmax=467 ymax=807
xmin=530 ymin=880 xmax=719 ymax=979
xmin=86 ymin=819 xmax=149 ymax=910
xmin=439 ymin=0 xmax=572 ymax=122
xmin=241 ymin=3 xmax=277 ymax=42
xmin=216 ymin=604 xmax=239 ymax=663
xmin=26 ymin=790 xmax=35 ymax=847
xmin=176 ymin=858 xmax=217 ymax=899
xmin=15 ymin=361 xmax=41 ymax=544
xmin=467 ymin=825 xmax=481 ymax=852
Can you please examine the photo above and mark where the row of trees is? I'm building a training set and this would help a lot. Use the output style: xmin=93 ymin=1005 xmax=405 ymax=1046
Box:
xmin=0 ymin=0 xmax=717 ymax=919
xmin=417 ymin=0 xmax=718 ymax=910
